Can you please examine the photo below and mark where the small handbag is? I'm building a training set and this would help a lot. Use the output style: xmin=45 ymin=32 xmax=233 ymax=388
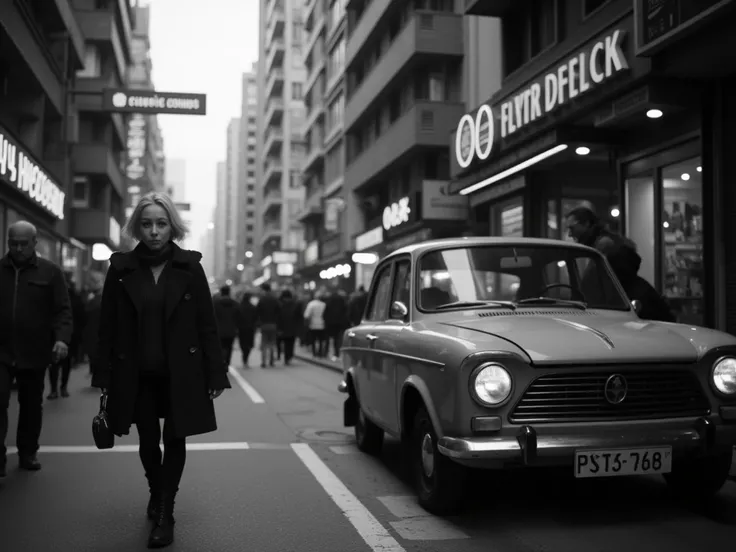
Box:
xmin=92 ymin=392 xmax=115 ymax=450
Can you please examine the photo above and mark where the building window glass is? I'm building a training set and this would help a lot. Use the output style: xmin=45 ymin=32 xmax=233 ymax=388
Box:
xmin=583 ymin=0 xmax=610 ymax=16
xmin=662 ymin=157 xmax=704 ymax=325
xmin=292 ymin=82 xmax=303 ymax=100
xmin=625 ymin=174 xmax=657 ymax=287
xmin=77 ymin=45 xmax=101 ymax=78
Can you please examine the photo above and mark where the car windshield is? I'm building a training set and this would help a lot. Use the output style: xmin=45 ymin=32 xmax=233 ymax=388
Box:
xmin=417 ymin=245 xmax=629 ymax=311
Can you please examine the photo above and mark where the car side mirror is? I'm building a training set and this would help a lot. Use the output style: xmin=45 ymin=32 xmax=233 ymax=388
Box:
xmin=631 ymin=299 xmax=642 ymax=314
xmin=389 ymin=300 xmax=408 ymax=320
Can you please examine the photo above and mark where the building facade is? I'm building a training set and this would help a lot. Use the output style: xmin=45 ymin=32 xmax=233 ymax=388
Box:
xmin=295 ymin=0 xmax=350 ymax=292
xmin=256 ymin=0 xmax=307 ymax=285
xmin=0 ymin=0 xmax=86 ymax=280
xmin=224 ymin=118 xmax=242 ymax=279
xmin=213 ymin=161 xmax=227 ymax=280
xmin=163 ymin=157 xmax=192 ymax=249
xmin=454 ymin=0 xmax=736 ymax=334
xmin=124 ymin=1 xmax=166 ymax=226
xmin=71 ymin=0 xmax=135 ymax=268
xmin=239 ymin=66 xmax=259 ymax=282
xmin=342 ymin=0 xmax=471 ymax=290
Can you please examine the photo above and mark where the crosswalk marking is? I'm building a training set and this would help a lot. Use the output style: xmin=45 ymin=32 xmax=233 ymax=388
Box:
xmin=377 ymin=495 xmax=470 ymax=541
xmin=5 ymin=442 xmax=293 ymax=454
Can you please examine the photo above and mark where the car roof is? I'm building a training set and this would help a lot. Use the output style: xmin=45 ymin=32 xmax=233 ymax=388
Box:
xmin=383 ymin=236 xmax=596 ymax=261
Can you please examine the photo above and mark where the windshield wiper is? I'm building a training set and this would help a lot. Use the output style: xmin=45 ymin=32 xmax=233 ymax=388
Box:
xmin=433 ymin=300 xmax=516 ymax=311
xmin=515 ymin=297 xmax=587 ymax=310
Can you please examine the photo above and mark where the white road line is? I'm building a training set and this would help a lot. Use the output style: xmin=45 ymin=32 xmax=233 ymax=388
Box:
xmin=228 ymin=365 xmax=265 ymax=404
xmin=5 ymin=442 xmax=293 ymax=454
xmin=378 ymin=496 xmax=470 ymax=541
xmin=291 ymin=442 xmax=406 ymax=552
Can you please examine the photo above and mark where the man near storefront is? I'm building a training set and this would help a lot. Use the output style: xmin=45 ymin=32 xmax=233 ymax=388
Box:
xmin=0 ymin=221 xmax=73 ymax=477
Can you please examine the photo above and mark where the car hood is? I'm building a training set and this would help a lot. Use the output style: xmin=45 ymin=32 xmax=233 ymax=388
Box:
xmin=440 ymin=313 xmax=707 ymax=365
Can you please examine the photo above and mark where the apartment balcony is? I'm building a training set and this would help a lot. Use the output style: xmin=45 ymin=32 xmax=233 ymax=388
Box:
xmin=266 ymin=7 xmax=285 ymax=44
xmin=345 ymin=101 xmax=465 ymax=192
xmin=463 ymin=0 xmax=518 ymax=17
xmin=304 ymin=0 xmax=318 ymax=22
xmin=304 ymin=99 xmax=325 ymax=135
xmin=265 ymin=68 xmax=285 ymax=100
xmin=263 ymin=190 xmax=283 ymax=216
xmin=264 ymin=158 xmax=284 ymax=187
xmin=304 ymin=57 xmax=325 ymax=98
xmin=264 ymin=127 xmax=284 ymax=156
xmin=345 ymin=0 xmax=396 ymax=68
xmin=72 ymin=76 xmax=127 ymax=145
xmin=266 ymin=0 xmax=284 ymax=26
xmin=71 ymin=208 xmax=121 ymax=249
xmin=74 ymin=8 xmax=131 ymax=80
xmin=302 ymin=140 xmax=325 ymax=175
xmin=264 ymin=98 xmax=284 ymax=128
xmin=297 ymin=188 xmax=324 ymax=223
xmin=305 ymin=13 xmax=326 ymax=63
xmin=345 ymin=12 xmax=463 ymax=132
xmin=266 ymin=38 xmax=285 ymax=72
xmin=72 ymin=143 xmax=125 ymax=197
xmin=260 ymin=223 xmax=281 ymax=246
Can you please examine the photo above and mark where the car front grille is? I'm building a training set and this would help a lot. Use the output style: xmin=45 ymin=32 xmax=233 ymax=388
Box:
xmin=509 ymin=369 xmax=711 ymax=423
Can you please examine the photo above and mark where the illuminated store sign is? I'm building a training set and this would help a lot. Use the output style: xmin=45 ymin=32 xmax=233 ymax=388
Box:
xmin=0 ymin=125 xmax=65 ymax=220
xmin=383 ymin=197 xmax=411 ymax=231
xmin=454 ymin=29 xmax=629 ymax=170
xmin=126 ymin=114 xmax=146 ymax=180
xmin=102 ymin=88 xmax=207 ymax=115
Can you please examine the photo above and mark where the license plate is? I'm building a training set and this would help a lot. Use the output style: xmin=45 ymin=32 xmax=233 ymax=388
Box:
xmin=574 ymin=446 xmax=672 ymax=478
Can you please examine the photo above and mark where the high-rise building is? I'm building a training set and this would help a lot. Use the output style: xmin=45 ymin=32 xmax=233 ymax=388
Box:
xmin=295 ymin=0 xmax=348 ymax=289
xmin=256 ymin=0 xmax=307 ymax=272
xmin=239 ymin=65 xmax=259 ymax=265
xmin=165 ymin=157 xmax=192 ymax=249
xmin=343 ymin=1 xmax=468 ymax=288
xmin=124 ymin=1 xmax=166 ymax=237
xmin=213 ymin=162 xmax=228 ymax=280
xmin=0 ymin=1 xmax=86 ymax=282
xmin=71 ymin=0 xmax=135 ymax=268
xmin=224 ymin=118 xmax=242 ymax=276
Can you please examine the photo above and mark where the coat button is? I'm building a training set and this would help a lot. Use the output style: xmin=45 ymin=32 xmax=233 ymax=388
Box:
xmin=189 ymin=347 xmax=197 ymax=353
xmin=184 ymin=293 xmax=192 ymax=300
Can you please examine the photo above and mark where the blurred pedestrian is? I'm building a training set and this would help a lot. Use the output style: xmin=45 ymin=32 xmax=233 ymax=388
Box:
xmin=91 ymin=192 xmax=230 ymax=548
xmin=213 ymin=284 xmax=239 ymax=368
xmin=47 ymin=271 xmax=86 ymax=399
xmin=0 ymin=221 xmax=72 ymax=477
xmin=324 ymin=289 xmax=349 ymax=359
xmin=348 ymin=285 xmax=368 ymax=327
xmin=237 ymin=291 xmax=257 ymax=367
xmin=255 ymin=282 xmax=281 ymax=367
xmin=303 ymin=292 xmax=327 ymax=357
xmin=278 ymin=289 xmax=302 ymax=365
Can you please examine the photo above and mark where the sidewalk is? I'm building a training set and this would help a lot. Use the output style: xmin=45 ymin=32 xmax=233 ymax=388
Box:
xmin=293 ymin=348 xmax=342 ymax=374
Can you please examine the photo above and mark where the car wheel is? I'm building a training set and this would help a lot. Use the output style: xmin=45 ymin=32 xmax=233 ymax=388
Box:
xmin=663 ymin=448 xmax=733 ymax=500
xmin=355 ymin=403 xmax=384 ymax=454
xmin=411 ymin=405 xmax=466 ymax=515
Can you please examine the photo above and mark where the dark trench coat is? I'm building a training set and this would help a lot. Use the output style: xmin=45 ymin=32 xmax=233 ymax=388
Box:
xmin=90 ymin=244 xmax=231 ymax=439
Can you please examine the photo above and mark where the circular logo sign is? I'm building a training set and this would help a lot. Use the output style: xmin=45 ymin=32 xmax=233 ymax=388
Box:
xmin=112 ymin=92 xmax=128 ymax=108
xmin=455 ymin=104 xmax=495 ymax=169
xmin=604 ymin=374 xmax=628 ymax=405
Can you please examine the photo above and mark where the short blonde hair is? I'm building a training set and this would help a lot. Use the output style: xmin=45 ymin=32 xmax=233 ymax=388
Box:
xmin=123 ymin=192 xmax=189 ymax=242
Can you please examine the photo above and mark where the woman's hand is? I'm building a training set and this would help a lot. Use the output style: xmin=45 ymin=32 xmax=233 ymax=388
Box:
xmin=209 ymin=389 xmax=224 ymax=400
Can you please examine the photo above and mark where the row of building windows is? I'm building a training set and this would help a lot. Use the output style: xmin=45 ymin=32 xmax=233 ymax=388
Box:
xmin=328 ymin=0 xmax=347 ymax=34
xmin=326 ymin=92 xmax=344 ymax=137
xmin=327 ymin=37 xmax=345 ymax=85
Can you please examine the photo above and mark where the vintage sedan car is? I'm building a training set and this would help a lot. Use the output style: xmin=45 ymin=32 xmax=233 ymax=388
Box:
xmin=338 ymin=237 xmax=736 ymax=514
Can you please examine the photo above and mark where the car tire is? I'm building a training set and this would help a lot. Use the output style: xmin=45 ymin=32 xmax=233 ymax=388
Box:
xmin=663 ymin=448 xmax=733 ymax=500
xmin=355 ymin=403 xmax=384 ymax=455
xmin=411 ymin=405 xmax=466 ymax=515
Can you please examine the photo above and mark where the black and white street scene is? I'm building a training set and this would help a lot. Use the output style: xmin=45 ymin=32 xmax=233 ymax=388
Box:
xmin=2 ymin=0 xmax=736 ymax=551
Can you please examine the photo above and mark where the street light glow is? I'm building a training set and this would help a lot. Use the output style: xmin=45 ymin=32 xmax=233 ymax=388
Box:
xmin=207 ymin=222 xmax=215 ymax=230
xmin=245 ymin=251 xmax=253 ymax=258
xmin=237 ymin=263 xmax=244 ymax=271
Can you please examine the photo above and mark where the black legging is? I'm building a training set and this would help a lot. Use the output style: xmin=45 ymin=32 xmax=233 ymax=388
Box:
xmin=134 ymin=375 xmax=186 ymax=494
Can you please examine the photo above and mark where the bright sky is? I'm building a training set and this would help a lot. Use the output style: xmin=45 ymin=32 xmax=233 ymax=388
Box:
xmin=148 ymin=0 xmax=259 ymax=247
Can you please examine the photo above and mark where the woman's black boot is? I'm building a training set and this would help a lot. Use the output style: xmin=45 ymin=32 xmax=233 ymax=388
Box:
xmin=146 ymin=474 xmax=160 ymax=520
xmin=147 ymin=491 xmax=176 ymax=549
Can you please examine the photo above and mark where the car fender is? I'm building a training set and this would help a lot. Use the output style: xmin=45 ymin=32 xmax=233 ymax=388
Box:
xmin=344 ymin=365 xmax=359 ymax=397
xmin=400 ymin=375 xmax=444 ymax=439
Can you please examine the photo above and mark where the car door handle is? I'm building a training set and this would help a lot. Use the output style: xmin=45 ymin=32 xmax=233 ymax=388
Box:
xmin=347 ymin=331 xmax=356 ymax=338
xmin=366 ymin=334 xmax=378 ymax=342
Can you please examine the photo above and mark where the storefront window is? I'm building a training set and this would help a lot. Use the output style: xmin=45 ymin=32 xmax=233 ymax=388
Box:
xmin=491 ymin=197 xmax=523 ymax=237
xmin=662 ymin=157 xmax=704 ymax=325
xmin=624 ymin=175 xmax=657 ymax=286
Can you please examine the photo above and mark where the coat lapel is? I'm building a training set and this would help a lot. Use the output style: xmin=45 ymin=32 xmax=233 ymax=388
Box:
xmin=120 ymin=270 xmax=147 ymax=314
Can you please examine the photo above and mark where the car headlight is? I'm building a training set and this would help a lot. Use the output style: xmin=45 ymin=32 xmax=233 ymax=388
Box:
xmin=471 ymin=363 xmax=512 ymax=406
xmin=713 ymin=357 xmax=736 ymax=395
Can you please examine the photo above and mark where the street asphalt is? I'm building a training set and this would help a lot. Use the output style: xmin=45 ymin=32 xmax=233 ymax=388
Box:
xmin=1 ymin=344 xmax=736 ymax=552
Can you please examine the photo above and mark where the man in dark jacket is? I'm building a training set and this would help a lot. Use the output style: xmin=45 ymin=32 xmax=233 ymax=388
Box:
xmin=348 ymin=286 xmax=368 ymax=327
xmin=255 ymin=283 xmax=281 ymax=367
xmin=0 ymin=221 xmax=72 ymax=476
xmin=213 ymin=285 xmax=240 ymax=368
xmin=566 ymin=205 xmax=675 ymax=322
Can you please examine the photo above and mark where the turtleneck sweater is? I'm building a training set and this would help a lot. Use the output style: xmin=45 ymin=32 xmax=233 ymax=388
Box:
xmin=135 ymin=242 xmax=173 ymax=375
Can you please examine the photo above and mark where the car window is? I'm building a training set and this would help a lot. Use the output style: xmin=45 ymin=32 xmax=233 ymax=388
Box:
xmin=366 ymin=264 xmax=393 ymax=321
xmin=543 ymin=260 xmax=572 ymax=298
xmin=390 ymin=260 xmax=411 ymax=308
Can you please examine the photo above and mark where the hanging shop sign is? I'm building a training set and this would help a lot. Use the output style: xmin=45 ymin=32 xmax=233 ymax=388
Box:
xmin=102 ymin=89 xmax=207 ymax=115
xmin=126 ymin=114 xmax=146 ymax=180
xmin=453 ymin=28 xmax=629 ymax=170
xmin=0 ymin=125 xmax=66 ymax=220
xmin=382 ymin=197 xmax=411 ymax=231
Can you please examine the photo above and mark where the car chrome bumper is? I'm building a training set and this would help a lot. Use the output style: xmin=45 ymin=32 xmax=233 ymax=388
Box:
xmin=438 ymin=417 xmax=736 ymax=465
